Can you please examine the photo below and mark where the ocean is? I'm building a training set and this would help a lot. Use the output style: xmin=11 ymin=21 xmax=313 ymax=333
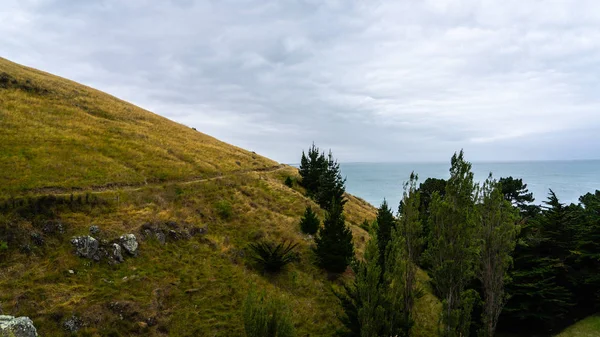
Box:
xmin=339 ymin=160 xmax=600 ymax=210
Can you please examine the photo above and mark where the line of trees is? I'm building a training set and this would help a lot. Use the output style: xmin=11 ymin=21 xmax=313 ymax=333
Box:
xmin=299 ymin=144 xmax=355 ymax=274
xmin=295 ymin=145 xmax=600 ymax=336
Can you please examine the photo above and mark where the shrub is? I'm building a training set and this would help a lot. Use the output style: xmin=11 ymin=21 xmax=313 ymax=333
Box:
xmin=243 ymin=288 xmax=295 ymax=337
xmin=299 ymin=206 xmax=319 ymax=235
xmin=0 ymin=241 xmax=7 ymax=252
xmin=249 ymin=240 xmax=298 ymax=273
xmin=284 ymin=176 xmax=294 ymax=188
xmin=359 ymin=219 xmax=371 ymax=233
xmin=214 ymin=200 xmax=232 ymax=219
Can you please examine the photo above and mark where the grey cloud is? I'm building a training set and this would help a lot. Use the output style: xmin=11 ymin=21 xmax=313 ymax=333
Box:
xmin=1 ymin=0 xmax=600 ymax=163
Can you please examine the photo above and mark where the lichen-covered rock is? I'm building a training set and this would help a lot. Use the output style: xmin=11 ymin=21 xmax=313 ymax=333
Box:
xmin=119 ymin=234 xmax=138 ymax=256
xmin=71 ymin=236 xmax=100 ymax=261
xmin=110 ymin=243 xmax=123 ymax=263
xmin=0 ymin=315 xmax=38 ymax=337
xmin=62 ymin=315 xmax=82 ymax=333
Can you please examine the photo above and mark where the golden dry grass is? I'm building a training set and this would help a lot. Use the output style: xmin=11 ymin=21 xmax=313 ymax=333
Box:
xmin=0 ymin=57 xmax=440 ymax=336
xmin=0 ymin=57 xmax=276 ymax=195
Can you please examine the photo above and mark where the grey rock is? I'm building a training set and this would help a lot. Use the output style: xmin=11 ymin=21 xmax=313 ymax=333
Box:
xmin=42 ymin=220 xmax=64 ymax=235
xmin=119 ymin=234 xmax=138 ymax=256
xmin=71 ymin=236 xmax=100 ymax=261
xmin=155 ymin=231 xmax=166 ymax=245
xmin=62 ymin=315 xmax=82 ymax=333
xmin=89 ymin=225 xmax=100 ymax=236
xmin=0 ymin=315 xmax=38 ymax=337
xmin=111 ymin=243 xmax=123 ymax=263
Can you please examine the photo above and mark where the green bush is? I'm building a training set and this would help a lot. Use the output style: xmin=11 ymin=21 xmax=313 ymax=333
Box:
xmin=284 ymin=176 xmax=294 ymax=188
xmin=248 ymin=240 xmax=298 ymax=273
xmin=214 ymin=200 xmax=232 ymax=219
xmin=243 ymin=288 xmax=295 ymax=337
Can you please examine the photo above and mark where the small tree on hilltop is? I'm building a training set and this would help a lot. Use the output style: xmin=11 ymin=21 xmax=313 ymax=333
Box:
xmin=316 ymin=151 xmax=347 ymax=211
xmin=300 ymin=206 xmax=320 ymax=235
xmin=314 ymin=197 xmax=354 ymax=274
xmin=299 ymin=143 xmax=327 ymax=198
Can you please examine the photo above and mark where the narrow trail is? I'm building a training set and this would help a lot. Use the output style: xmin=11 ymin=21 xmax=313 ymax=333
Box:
xmin=19 ymin=164 xmax=290 ymax=197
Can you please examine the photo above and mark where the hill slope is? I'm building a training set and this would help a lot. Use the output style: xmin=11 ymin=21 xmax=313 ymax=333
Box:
xmin=0 ymin=57 xmax=276 ymax=195
xmin=0 ymin=57 xmax=440 ymax=336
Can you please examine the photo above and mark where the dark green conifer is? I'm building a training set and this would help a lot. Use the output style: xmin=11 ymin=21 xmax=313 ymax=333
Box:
xmin=299 ymin=206 xmax=320 ymax=235
xmin=316 ymin=151 xmax=346 ymax=211
xmin=375 ymin=199 xmax=395 ymax=274
xmin=314 ymin=197 xmax=354 ymax=273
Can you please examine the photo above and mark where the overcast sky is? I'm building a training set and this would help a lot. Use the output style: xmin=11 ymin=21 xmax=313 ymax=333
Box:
xmin=2 ymin=0 xmax=600 ymax=163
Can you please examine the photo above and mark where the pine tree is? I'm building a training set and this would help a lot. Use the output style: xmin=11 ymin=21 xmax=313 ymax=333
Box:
xmin=500 ymin=191 xmax=575 ymax=333
xmin=477 ymin=174 xmax=519 ymax=337
xmin=573 ymin=191 xmax=600 ymax=312
xmin=416 ymin=177 xmax=446 ymax=257
xmin=314 ymin=197 xmax=354 ymax=273
xmin=499 ymin=176 xmax=538 ymax=216
xmin=424 ymin=150 xmax=479 ymax=337
xmin=299 ymin=206 xmax=320 ymax=235
xmin=299 ymin=143 xmax=327 ymax=198
xmin=355 ymin=233 xmax=386 ymax=337
xmin=397 ymin=172 xmax=423 ymax=334
xmin=375 ymin=199 xmax=395 ymax=274
xmin=316 ymin=151 xmax=346 ymax=211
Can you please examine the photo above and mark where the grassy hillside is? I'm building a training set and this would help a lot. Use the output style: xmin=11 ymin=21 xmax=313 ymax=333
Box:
xmin=0 ymin=57 xmax=276 ymax=195
xmin=0 ymin=57 xmax=441 ymax=336
xmin=556 ymin=316 xmax=600 ymax=337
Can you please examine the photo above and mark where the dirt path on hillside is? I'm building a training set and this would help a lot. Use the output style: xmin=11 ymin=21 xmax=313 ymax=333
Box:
xmin=18 ymin=164 xmax=291 ymax=197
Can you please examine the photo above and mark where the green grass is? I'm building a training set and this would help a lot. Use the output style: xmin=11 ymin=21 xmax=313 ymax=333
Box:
xmin=0 ymin=57 xmax=442 ymax=336
xmin=556 ymin=316 xmax=600 ymax=337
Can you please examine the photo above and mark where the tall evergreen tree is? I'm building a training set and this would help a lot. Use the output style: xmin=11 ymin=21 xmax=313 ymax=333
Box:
xmin=424 ymin=150 xmax=479 ymax=337
xmin=375 ymin=199 xmax=395 ymax=274
xmin=314 ymin=197 xmax=354 ymax=273
xmin=477 ymin=174 xmax=519 ymax=337
xmin=573 ymin=191 xmax=600 ymax=312
xmin=299 ymin=143 xmax=327 ymax=198
xmin=355 ymin=233 xmax=386 ymax=337
xmin=398 ymin=172 xmax=423 ymax=330
xmin=299 ymin=206 xmax=320 ymax=235
xmin=416 ymin=177 xmax=447 ymax=257
xmin=498 ymin=176 xmax=538 ymax=216
xmin=500 ymin=191 xmax=575 ymax=333
xmin=383 ymin=172 xmax=423 ymax=337
xmin=316 ymin=151 xmax=347 ymax=211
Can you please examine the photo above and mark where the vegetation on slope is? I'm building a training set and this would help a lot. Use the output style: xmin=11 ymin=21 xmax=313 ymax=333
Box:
xmin=556 ymin=316 xmax=600 ymax=337
xmin=0 ymin=58 xmax=441 ymax=336
xmin=0 ymin=57 xmax=275 ymax=195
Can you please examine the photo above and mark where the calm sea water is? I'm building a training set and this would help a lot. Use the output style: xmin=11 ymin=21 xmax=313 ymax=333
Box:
xmin=339 ymin=160 xmax=600 ymax=210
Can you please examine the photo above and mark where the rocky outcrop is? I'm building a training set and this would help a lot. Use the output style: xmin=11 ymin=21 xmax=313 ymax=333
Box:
xmin=140 ymin=221 xmax=207 ymax=245
xmin=0 ymin=315 xmax=38 ymax=337
xmin=119 ymin=234 xmax=138 ymax=256
xmin=71 ymin=236 xmax=100 ymax=261
xmin=71 ymin=232 xmax=138 ymax=264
